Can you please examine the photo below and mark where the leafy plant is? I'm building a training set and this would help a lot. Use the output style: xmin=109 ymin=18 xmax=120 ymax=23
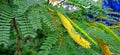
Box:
xmin=0 ymin=0 xmax=120 ymax=55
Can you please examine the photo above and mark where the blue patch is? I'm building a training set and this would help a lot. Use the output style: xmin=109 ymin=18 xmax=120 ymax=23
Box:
xmin=65 ymin=13 xmax=69 ymax=16
xmin=87 ymin=14 xmax=94 ymax=18
xmin=103 ymin=0 xmax=120 ymax=12
xmin=102 ymin=20 xmax=113 ymax=26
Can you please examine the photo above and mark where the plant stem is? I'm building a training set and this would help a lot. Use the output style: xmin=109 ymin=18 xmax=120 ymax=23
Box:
xmin=18 ymin=36 xmax=21 ymax=55
xmin=47 ymin=0 xmax=49 ymax=3
xmin=13 ymin=18 xmax=21 ymax=55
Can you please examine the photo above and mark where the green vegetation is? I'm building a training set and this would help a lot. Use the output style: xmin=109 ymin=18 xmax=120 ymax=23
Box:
xmin=0 ymin=0 xmax=120 ymax=55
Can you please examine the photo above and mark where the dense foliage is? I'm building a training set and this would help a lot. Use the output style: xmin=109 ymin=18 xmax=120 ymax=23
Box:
xmin=0 ymin=0 xmax=120 ymax=55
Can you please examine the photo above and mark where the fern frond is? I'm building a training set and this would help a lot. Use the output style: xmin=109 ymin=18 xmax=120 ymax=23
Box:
xmin=42 ymin=16 xmax=57 ymax=32
xmin=0 ymin=6 xmax=12 ymax=47
xmin=0 ymin=37 xmax=9 ymax=48
xmin=38 ymin=33 xmax=59 ymax=55
xmin=15 ymin=16 xmax=37 ymax=38
xmin=13 ymin=0 xmax=42 ymax=15
xmin=86 ymin=26 xmax=120 ymax=54
xmin=27 ymin=6 xmax=42 ymax=30
xmin=41 ymin=8 xmax=57 ymax=32
xmin=96 ymin=23 xmax=120 ymax=43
